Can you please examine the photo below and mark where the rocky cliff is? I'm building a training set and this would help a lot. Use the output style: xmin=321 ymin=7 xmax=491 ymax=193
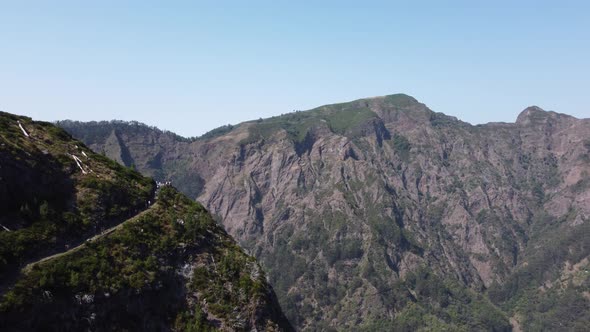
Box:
xmin=0 ymin=112 xmax=292 ymax=331
xmin=59 ymin=94 xmax=590 ymax=330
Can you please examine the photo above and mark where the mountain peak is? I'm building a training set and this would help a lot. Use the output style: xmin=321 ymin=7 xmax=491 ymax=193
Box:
xmin=365 ymin=93 xmax=420 ymax=107
xmin=383 ymin=93 xmax=418 ymax=102
xmin=516 ymin=106 xmax=549 ymax=124
xmin=364 ymin=93 xmax=416 ymax=101
xmin=516 ymin=106 xmax=578 ymax=125
xmin=55 ymin=97 xmax=590 ymax=331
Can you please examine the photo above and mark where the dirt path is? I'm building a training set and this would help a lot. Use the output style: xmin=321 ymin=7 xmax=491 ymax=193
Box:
xmin=22 ymin=204 xmax=157 ymax=274
xmin=510 ymin=315 xmax=522 ymax=332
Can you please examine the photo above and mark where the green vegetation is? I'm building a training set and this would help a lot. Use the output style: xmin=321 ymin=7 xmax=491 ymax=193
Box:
xmin=268 ymin=191 xmax=510 ymax=330
xmin=430 ymin=112 xmax=459 ymax=127
xmin=383 ymin=94 xmax=418 ymax=107
xmin=487 ymin=210 xmax=590 ymax=330
xmin=512 ymin=283 xmax=590 ymax=331
xmin=489 ymin=215 xmax=589 ymax=303
xmin=359 ymin=266 xmax=511 ymax=331
xmin=241 ymin=101 xmax=379 ymax=146
xmin=46 ymin=96 xmax=590 ymax=331
xmin=1 ymin=113 xmax=291 ymax=331
xmin=391 ymin=133 xmax=411 ymax=160
xmin=325 ymin=108 xmax=376 ymax=135
xmin=56 ymin=119 xmax=192 ymax=144
xmin=198 ymin=124 xmax=235 ymax=140
xmin=1 ymin=186 xmax=287 ymax=331
xmin=0 ymin=112 xmax=154 ymax=282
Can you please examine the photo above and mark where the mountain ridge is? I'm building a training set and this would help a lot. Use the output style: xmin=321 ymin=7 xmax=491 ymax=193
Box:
xmin=58 ymin=94 xmax=590 ymax=330
xmin=58 ymin=93 xmax=585 ymax=142
xmin=0 ymin=111 xmax=293 ymax=331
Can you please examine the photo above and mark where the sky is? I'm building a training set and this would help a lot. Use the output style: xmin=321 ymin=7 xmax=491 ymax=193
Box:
xmin=1 ymin=1 xmax=589 ymax=137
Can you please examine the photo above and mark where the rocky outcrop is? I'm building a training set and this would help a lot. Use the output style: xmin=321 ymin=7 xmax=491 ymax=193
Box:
xmin=59 ymin=94 xmax=590 ymax=330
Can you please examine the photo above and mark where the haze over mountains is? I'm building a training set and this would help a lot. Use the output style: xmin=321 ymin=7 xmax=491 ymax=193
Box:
xmin=57 ymin=94 xmax=590 ymax=330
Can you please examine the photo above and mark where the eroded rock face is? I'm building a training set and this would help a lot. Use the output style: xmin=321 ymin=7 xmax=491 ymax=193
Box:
xmin=60 ymin=94 xmax=590 ymax=330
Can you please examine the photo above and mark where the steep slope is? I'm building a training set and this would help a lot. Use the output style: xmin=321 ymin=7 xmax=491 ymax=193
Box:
xmin=0 ymin=113 xmax=155 ymax=292
xmin=59 ymin=94 xmax=590 ymax=330
xmin=58 ymin=120 xmax=203 ymax=198
xmin=0 ymin=112 xmax=292 ymax=331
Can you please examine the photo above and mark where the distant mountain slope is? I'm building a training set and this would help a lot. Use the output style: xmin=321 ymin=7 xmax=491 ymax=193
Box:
xmin=59 ymin=94 xmax=590 ymax=331
xmin=0 ymin=112 xmax=292 ymax=331
xmin=58 ymin=119 xmax=203 ymax=199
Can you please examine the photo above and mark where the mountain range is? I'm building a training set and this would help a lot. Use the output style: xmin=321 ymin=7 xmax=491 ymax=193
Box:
xmin=19 ymin=94 xmax=590 ymax=330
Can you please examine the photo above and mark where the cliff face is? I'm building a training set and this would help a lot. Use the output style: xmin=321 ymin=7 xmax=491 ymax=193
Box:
xmin=0 ymin=112 xmax=292 ymax=331
xmin=59 ymin=95 xmax=590 ymax=330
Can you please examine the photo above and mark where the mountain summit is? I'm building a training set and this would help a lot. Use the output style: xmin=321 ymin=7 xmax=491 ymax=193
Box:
xmin=59 ymin=95 xmax=590 ymax=330
xmin=515 ymin=105 xmax=576 ymax=125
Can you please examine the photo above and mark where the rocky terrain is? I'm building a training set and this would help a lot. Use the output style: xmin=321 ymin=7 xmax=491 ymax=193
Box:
xmin=0 ymin=112 xmax=292 ymax=331
xmin=60 ymin=94 xmax=590 ymax=330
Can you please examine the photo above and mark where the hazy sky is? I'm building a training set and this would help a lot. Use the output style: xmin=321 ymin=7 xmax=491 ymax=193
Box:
xmin=1 ymin=1 xmax=589 ymax=137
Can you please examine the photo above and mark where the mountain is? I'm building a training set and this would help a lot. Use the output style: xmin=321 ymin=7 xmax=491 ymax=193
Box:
xmin=59 ymin=94 xmax=590 ymax=331
xmin=0 ymin=112 xmax=292 ymax=331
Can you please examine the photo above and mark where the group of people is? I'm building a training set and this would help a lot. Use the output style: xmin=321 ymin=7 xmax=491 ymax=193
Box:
xmin=156 ymin=181 xmax=172 ymax=188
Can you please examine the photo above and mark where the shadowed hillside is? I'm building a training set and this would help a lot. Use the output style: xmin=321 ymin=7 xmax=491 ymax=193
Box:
xmin=0 ymin=112 xmax=292 ymax=331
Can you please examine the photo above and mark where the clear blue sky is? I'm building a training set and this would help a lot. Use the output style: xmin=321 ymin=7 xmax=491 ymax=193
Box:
xmin=1 ymin=1 xmax=589 ymax=137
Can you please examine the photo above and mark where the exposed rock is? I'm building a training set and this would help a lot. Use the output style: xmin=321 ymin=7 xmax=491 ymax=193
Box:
xmin=59 ymin=94 xmax=590 ymax=330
